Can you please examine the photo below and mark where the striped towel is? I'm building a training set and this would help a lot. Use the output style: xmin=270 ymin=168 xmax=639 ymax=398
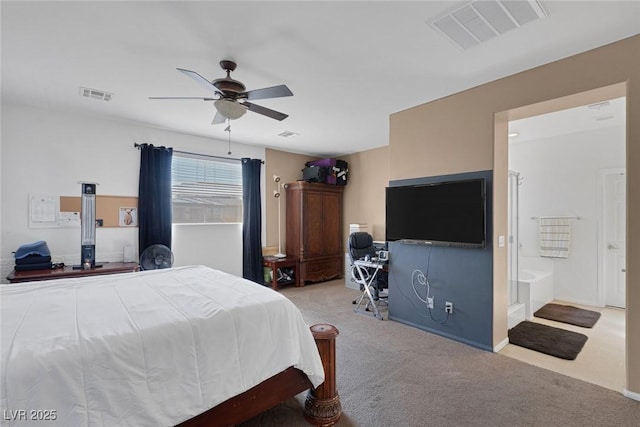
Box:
xmin=538 ymin=218 xmax=571 ymax=258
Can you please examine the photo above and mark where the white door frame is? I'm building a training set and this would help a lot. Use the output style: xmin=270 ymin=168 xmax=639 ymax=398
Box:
xmin=597 ymin=167 xmax=626 ymax=307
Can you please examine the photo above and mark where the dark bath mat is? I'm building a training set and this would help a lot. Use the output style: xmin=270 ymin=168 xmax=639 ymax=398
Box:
xmin=534 ymin=303 xmax=601 ymax=328
xmin=508 ymin=321 xmax=588 ymax=360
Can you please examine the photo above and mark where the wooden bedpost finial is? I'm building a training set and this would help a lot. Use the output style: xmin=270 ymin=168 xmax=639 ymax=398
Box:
xmin=305 ymin=323 xmax=341 ymax=426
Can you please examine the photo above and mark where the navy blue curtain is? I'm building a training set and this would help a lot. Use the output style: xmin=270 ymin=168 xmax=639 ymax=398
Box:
xmin=241 ymin=158 xmax=263 ymax=283
xmin=138 ymin=144 xmax=173 ymax=256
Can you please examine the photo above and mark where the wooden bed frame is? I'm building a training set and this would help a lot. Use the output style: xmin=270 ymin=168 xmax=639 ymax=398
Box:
xmin=178 ymin=324 xmax=341 ymax=427
xmin=178 ymin=367 xmax=312 ymax=427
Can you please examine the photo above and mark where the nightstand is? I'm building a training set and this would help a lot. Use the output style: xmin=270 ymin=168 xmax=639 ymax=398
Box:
xmin=263 ymin=256 xmax=300 ymax=290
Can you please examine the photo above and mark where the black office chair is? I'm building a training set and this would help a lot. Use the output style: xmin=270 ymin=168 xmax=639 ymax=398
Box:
xmin=348 ymin=232 xmax=388 ymax=319
xmin=348 ymin=232 xmax=375 ymax=267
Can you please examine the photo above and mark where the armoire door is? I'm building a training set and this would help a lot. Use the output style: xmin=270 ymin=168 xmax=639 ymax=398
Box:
xmin=322 ymin=191 xmax=342 ymax=256
xmin=302 ymin=191 xmax=325 ymax=258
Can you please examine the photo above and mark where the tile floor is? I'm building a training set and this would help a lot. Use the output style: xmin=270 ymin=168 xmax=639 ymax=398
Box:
xmin=500 ymin=301 xmax=625 ymax=392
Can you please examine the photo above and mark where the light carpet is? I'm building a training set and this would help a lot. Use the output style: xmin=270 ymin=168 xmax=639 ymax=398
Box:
xmin=240 ymin=280 xmax=639 ymax=427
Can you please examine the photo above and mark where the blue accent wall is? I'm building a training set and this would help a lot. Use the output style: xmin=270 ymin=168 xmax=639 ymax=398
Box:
xmin=387 ymin=170 xmax=493 ymax=350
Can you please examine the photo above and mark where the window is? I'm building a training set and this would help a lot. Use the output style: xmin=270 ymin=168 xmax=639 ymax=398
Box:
xmin=171 ymin=153 xmax=243 ymax=224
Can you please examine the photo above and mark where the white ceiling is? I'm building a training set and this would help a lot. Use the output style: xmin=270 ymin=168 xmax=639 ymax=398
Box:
xmin=2 ymin=1 xmax=639 ymax=157
xmin=509 ymin=95 xmax=626 ymax=143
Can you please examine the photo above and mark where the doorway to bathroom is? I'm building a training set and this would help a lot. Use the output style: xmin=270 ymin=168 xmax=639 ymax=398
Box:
xmin=502 ymin=93 xmax=627 ymax=392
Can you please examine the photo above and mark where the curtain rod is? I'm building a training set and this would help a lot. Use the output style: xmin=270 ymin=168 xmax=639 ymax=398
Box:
xmin=133 ymin=143 xmax=264 ymax=164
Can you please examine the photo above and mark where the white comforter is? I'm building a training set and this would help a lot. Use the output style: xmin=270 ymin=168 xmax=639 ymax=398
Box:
xmin=0 ymin=265 xmax=324 ymax=426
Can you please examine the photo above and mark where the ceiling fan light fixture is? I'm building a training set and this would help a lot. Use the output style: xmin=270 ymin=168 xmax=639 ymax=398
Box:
xmin=155 ymin=61 xmax=291 ymax=122
xmin=214 ymin=99 xmax=246 ymax=120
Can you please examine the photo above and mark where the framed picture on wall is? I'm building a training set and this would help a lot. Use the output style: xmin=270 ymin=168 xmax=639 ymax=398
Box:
xmin=119 ymin=207 xmax=137 ymax=227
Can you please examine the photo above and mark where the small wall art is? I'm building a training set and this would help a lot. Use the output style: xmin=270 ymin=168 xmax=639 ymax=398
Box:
xmin=119 ymin=207 xmax=138 ymax=227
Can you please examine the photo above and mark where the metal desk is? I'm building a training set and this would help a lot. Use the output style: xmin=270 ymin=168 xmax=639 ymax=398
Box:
xmin=352 ymin=258 xmax=387 ymax=320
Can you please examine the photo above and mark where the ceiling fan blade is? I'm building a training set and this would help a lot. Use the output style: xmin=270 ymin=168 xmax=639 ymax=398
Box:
xmin=212 ymin=112 xmax=226 ymax=125
xmin=243 ymin=101 xmax=289 ymax=121
xmin=177 ymin=68 xmax=221 ymax=95
xmin=243 ymin=84 xmax=293 ymax=101
xmin=149 ymin=96 xmax=217 ymax=101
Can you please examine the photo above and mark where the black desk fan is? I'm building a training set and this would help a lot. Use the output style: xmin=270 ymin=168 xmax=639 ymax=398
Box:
xmin=140 ymin=245 xmax=174 ymax=271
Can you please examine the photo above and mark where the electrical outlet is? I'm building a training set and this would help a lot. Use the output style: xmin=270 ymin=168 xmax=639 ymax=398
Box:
xmin=445 ymin=301 xmax=453 ymax=314
xmin=427 ymin=297 xmax=434 ymax=309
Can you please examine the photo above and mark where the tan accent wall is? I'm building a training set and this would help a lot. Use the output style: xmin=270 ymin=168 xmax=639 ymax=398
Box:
xmin=389 ymin=35 xmax=640 ymax=395
xmin=493 ymin=113 xmax=509 ymax=347
xmin=265 ymin=147 xmax=389 ymax=255
xmin=264 ymin=149 xmax=318 ymax=253
xmin=341 ymin=146 xmax=389 ymax=242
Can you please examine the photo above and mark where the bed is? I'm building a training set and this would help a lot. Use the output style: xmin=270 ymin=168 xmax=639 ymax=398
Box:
xmin=1 ymin=265 xmax=326 ymax=426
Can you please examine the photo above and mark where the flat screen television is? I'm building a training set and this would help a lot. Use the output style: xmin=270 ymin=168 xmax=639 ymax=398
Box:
xmin=385 ymin=178 xmax=486 ymax=248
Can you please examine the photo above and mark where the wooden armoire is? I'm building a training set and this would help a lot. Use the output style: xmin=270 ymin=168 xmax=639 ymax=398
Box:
xmin=285 ymin=182 xmax=344 ymax=285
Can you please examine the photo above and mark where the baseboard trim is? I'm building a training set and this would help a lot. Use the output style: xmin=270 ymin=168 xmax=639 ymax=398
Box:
xmin=623 ymin=388 xmax=640 ymax=401
xmin=388 ymin=315 xmax=493 ymax=352
xmin=493 ymin=337 xmax=509 ymax=352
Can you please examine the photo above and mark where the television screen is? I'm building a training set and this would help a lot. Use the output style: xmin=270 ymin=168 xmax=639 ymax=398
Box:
xmin=385 ymin=178 xmax=486 ymax=248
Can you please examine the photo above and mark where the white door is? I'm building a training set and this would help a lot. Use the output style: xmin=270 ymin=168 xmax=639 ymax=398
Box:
xmin=604 ymin=170 xmax=626 ymax=308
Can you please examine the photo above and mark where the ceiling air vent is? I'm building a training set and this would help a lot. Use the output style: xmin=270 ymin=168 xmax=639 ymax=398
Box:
xmin=277 ymin=131 xmax=300 ymax=138
xmin=428 ymin=0 xmax=547 ymax=50
xmin=587 ymin=101 xmax=611 ymax=110
xmin=588 ymin=101 xmax=615 ymax=121
xmin=79 ymin=87 xmax=113 ymax=102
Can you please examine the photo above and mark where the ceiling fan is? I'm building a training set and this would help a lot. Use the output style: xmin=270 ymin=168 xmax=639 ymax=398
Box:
xmin=150 ymin=60 xmax=293 ymax=124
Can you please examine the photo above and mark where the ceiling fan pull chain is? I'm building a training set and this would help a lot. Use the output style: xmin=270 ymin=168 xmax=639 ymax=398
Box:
xmin=226 ymin=120 xmax=232 ymax=155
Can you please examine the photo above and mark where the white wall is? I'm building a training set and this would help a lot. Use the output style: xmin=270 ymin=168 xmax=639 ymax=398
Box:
xmin=509 ymin=125 xmax=625 ymax=306
xmin=172 ymin=223 xmax=243 ymax=275
xmin=1 ymin=102 xmax=264 ymax=281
